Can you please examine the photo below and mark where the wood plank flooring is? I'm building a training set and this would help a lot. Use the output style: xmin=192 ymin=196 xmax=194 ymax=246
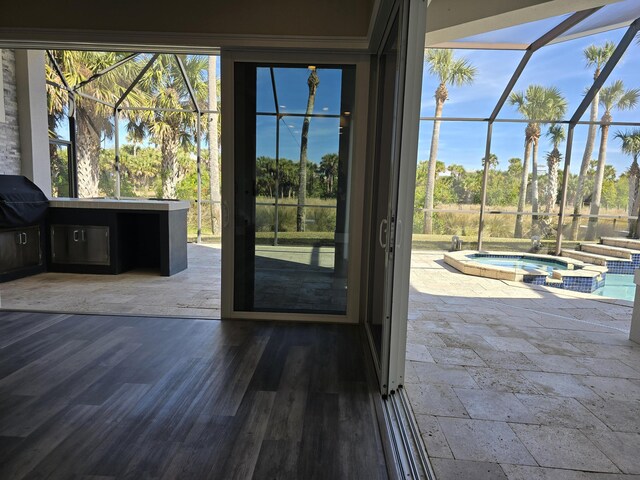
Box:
xmin=0 ymin=311 xmax=389 ymax=479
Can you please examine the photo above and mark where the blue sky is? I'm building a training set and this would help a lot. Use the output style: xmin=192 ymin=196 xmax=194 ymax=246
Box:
xmin=419 ymin=27 xmax=640 ymax=176
xmin=256 ymin=66 xmax=342 ymax=163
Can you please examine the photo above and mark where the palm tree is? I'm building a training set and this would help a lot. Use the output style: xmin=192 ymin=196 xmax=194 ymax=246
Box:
xmin=131 ymin=55 xmax=208 ymax=199
xmin=585 ymin=81 xmax=639 ymax=240
xmin=570 ymin=42 xmax=616 ymax=239
xmin=297 ymin=67 xmax=320 ymax=232
xmin=540 ymin=124 xmax=565 ymax=236
xmin=508 ymin=85 xmax=567 ymax=237
xmin=47 ymin=51 xmax=140 ymax=198
xmin=615 ymin=129 xmax=640 ymax=236
xmin=423 ymin=49 xmax=476 ymax=234
xmin=207 ymin=56 xmax=221 ymax=235
xmin=319 ymin=153 xmax=339 ymax=197
xmin=482 ymin=153 xmax=498 ymax=169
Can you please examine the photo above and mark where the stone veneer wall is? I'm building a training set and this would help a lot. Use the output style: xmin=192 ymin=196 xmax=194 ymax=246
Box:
xmin=0 ymin=49 xmax=21 ymax=175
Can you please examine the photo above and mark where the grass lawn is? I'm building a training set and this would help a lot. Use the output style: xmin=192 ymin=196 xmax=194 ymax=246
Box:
xmin=188 ymin=229 xmax=580 ymax=254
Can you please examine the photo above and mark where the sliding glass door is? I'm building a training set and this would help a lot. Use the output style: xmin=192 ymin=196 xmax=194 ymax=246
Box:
xmin=221 ymin=54 xmax=367 ymax=321
xmin=364 ymin=0 xmax=427 ymax=394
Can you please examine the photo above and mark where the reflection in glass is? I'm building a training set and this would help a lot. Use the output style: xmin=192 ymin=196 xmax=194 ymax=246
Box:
xmin=233 ymin=63 xmax=355 ymax=314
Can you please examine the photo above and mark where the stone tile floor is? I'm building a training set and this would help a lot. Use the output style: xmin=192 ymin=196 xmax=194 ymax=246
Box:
xmin=407 ymin=252 xmax=640 ymax=480
xmin=0 ymin=243 xmax=222 ymax=318
xmin=0 ymin=243 xmax=345 ymax=315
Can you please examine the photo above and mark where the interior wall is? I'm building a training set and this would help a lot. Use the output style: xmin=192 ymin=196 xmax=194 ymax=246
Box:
xmin=0 ymin=0 xmax=374 ymax=38
xmin=0 ymin=49 xmax=21 ymax=175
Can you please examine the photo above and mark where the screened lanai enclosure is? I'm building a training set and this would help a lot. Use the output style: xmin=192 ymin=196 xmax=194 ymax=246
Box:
xmin=416 ymin=1 xmax=640 ymax=254
xmin=45 ymin=51 xmax=221 ymax=242
xmin=45 ymin=52 xmax=352 ymax=313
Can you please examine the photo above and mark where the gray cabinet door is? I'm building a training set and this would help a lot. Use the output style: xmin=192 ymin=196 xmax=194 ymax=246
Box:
xmin=51 ymin=225 xmax=110 ymax=265
xmin=0 ymin=230 xmax=21 ymax=273
xmin=51 ymin=225 xmax=72 ymax=264
xmin=20 ymin=226 xmax=42 ymax=268
xmin=82 ymin=226 xmax=110 ymax=265
xmin=0 ymin=227 xmax=41 ymax=273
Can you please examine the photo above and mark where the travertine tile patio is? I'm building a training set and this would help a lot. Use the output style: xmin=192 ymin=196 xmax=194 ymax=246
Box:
xmin=407 ymin=251 xmax=640 ymax=479
xmin=0 ymin=243 xmax=222 ymax=318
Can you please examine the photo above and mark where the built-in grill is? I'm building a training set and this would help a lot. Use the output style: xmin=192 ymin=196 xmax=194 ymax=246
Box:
xmin=0 ymin=175 xmax=49 ymax=227
xmin=0 ymin=175 xmax=49 ymax=281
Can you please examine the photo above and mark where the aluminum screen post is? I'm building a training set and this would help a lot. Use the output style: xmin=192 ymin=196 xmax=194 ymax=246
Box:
xmin=477 ymin=121 xmax=493 ymax=251
xmin=196 ymin=113 xmax=202 ymax=244
xmin=269 ymin=67 xmax=280 ymax=247
xmin=554 ymin=124 xmax=575 ymax=255
xmin=114 ymin=108 xmax=120 ymax=199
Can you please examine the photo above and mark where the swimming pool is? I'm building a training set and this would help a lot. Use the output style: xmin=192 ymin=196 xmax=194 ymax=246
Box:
xmin=472 ymin=256 xmax=569 ymax=275
xmin=594 ymin=274 xmax=636 ymax=302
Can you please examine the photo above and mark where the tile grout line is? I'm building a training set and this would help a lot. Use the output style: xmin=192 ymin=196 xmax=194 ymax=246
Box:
xmin=478 ymin=298 xmax=628 ymax=333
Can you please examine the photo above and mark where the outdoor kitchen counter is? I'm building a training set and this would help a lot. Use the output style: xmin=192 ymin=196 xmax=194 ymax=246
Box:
xmin=47 ymin=198 xmax=189 ymax=276
xmin=49 ymin=198 xmax=191 ymax=212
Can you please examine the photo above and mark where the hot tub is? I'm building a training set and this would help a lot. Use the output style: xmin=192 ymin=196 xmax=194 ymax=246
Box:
xmin=444 ymin=251 xmax=607 ymax=293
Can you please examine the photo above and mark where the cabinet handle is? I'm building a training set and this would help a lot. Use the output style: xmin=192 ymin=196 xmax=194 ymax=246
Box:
xmin=22 ymin=232 xmax=27 ymax=245
xmin=16 ymin=233 xmax=23 ymax=245
xmin=81 ymin=229 xmax=86 ymax=242
xmin=73 ymin=230 xmax=80 ymax=242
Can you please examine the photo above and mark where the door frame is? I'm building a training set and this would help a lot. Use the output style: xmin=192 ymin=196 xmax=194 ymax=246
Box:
xmin=220 ymin=50 xmax=370 ymax=323
xmin=363 ymin=0 xmax=427 ymax=394
xmin=387 ymin=0 xmax=426 ymax=393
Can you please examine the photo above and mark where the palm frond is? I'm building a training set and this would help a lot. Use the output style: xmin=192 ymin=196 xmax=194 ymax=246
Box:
xmin=546 ymin=124 xmax=566 ymax=148
xmin=583 ymin=41 xmax=616 ymax=70
xmin=509 ymin=84 xmax=567 ymax=122
xmin=425 ymin=49 xmax=476 ymax=87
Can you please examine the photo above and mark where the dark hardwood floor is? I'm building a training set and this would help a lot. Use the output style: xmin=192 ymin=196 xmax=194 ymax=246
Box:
xmin=0 ymin=310 xmax=389 ymax=479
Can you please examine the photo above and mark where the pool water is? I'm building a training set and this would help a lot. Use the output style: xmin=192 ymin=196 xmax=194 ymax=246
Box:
xmin=472 ymin=257 xmax=568 ymax=275
xmin=594 ymin=274 xmax=636 ymax=302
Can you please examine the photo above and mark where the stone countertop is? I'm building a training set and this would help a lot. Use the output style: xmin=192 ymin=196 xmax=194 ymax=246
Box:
xmin=49 ymin=198 xmax=191 ymax=212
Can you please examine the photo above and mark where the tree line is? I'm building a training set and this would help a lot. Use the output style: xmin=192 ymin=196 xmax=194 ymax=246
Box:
xmin=256 ymin=154 xmax=340 ymax=200
xmin=414 ymin=155 xmax=633 ymax=236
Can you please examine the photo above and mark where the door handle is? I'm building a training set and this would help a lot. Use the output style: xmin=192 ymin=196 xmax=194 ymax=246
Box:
xmin=379 ymin=219 xmax=388 ymax=249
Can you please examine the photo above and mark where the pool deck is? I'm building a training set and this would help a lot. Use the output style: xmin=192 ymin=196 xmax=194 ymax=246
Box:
xmin=408 ymin=251 xmax=640 ymax=479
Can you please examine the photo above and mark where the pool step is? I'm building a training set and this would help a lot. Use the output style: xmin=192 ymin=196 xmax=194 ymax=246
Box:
xmin=579 ymin=243 xmax=634 ymax=260
xmin=600 ymin=236 xmax=640 ymax=251
xmin=544 ymin=278 xmax=564 ymax=286
xmin=560 ymin=249 xmax=621 ymax=266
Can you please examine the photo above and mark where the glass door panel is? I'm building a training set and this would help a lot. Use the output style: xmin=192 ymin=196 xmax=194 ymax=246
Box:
xmin=231 ymin=62 xmax=356 ymax=315
xmin=366 ymin=16 xmax=400 ymax=367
